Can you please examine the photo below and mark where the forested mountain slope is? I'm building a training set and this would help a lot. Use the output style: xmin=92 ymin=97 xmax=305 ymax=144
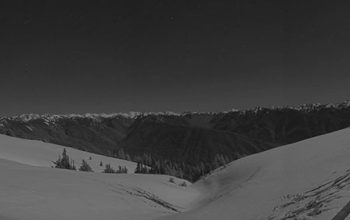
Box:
xmin=1 ymin=102 xmax=350 ymax=180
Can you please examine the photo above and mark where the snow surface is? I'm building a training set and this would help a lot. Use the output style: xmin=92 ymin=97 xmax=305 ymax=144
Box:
xmin=0 ymin=159 xmax=197 ymax=220
xmin=0 ymin=134 xmax=198 ymax=220
xmin=2 ymin=127 xmax=350 ymax=220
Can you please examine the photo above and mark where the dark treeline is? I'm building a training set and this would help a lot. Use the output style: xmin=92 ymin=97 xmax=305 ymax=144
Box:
xmin=131 ymin=152 xmax=235 ymax=182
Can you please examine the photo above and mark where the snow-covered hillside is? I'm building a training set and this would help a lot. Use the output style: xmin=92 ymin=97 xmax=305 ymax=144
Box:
xmin=163 ymin=128 xmax=350 ymax=220
xmin=2 ymin=127 xmax=350 ymax=220
xmin=0 ymin=134 xmax=136 ymax=173
xmin=0 ymin=134 xmax=197 ymax=220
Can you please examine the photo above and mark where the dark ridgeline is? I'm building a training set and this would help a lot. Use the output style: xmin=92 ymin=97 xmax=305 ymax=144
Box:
xmin=1 ymin=102 xmax=350 ymax=181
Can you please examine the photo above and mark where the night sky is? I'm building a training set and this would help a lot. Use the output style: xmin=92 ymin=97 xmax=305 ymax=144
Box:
xmin=1 ymin=0 xmax=350 ymax=116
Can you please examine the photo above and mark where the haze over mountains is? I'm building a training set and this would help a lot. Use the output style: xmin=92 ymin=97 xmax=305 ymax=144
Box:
xmin=1 ymin=101 xmax=350 ymax=181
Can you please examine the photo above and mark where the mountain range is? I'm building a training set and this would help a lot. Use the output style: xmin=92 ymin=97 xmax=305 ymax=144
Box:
xmin=1 ymin=101 xmax=350 ymax=181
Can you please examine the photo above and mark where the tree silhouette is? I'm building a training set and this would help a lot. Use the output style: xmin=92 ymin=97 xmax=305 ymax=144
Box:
xmin=53 ymin=148 xmax=76 ymax=170
xmin=79 ymin=159 xmax=93 ymax=172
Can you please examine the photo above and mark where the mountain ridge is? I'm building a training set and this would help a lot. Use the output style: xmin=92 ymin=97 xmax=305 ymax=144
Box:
xmin=2 ymin=100 xmax=350 ymax=121
xmin=1 ymin=100 xmax=350 ymax=181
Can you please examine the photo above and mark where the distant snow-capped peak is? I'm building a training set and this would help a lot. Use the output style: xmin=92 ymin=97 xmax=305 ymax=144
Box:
xmin=0 ymin=111 xmax=183 ymax=123
xmin=1 ymin=100 xmax=350 ymax=123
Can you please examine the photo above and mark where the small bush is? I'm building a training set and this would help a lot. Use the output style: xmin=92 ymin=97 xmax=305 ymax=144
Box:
xmin=169 ymin=177 xmax=175 ymax=183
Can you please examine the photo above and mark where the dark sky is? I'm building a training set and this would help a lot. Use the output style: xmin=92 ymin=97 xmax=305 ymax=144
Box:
xmin=1 ymin=0 xmax=350 ymax=116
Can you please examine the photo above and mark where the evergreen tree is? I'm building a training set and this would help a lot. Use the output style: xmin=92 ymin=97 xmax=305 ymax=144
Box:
xmin=79 ymin=159 xmax=93 ymax=172
xmin=135 ymin=162 xmax=141 ymax=173
xmin=53 ymin=148 xmax=76 ymax=170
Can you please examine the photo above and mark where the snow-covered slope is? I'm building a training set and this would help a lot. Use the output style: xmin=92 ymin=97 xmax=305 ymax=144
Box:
xmin=163 ymin=128 xmax=350 ymax=220
xmin=0 ymin=159 xmax=197 ymax=220
xmin=2 ymin=127 xmax=350 ymax=220
xmin=0 ymin=135 xmax=198 ymax=220
xmin=0 ymin=134 xmax=136 ymax=172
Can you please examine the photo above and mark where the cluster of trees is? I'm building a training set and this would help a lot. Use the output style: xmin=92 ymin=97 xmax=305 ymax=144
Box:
xmin=134 ymin=162 xmax=150 ymax=173
xmin=53 ymin=149 xmax=128 ymax=174
xmin=116 ymin=165 xmax=128 ymax=173
xmin=54 ymin=149 xmax=94 ymax=172
xmin=114 ymin=148 xmax=235 ymax=181
xmin=53 ymin=149 xmax=233 ymax=182
xmin=53 ymin=148 xmax=76 ymax=170
xmin=103 ymin=164 xmax=128 ymax=174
